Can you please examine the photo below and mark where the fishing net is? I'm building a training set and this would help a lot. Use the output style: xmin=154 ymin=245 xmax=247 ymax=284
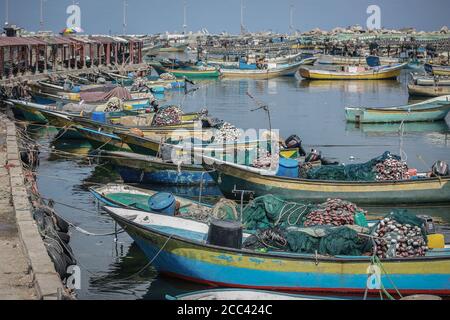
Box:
xmin=152 ymin=105 xmax=182 ymax=126
xmin=306 ymin=151 xmax=401 ymax=181
xmin=243 ymin=225 xmax=373 ymax=256
xmin=371 ymin=209 xmax=428 ymax=258
xmin=241 ymin=195 xmax=312 ymax=230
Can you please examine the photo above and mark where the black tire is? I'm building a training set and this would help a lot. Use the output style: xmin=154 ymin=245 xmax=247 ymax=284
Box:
xmin=57 ymin=231 xmax=70 ymax=244
xmin=55 ymin=215 xmax=70 ymax=233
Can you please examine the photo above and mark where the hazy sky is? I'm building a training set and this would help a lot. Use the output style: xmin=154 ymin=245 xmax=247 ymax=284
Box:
xmin=2 ymin=0 xmax=450 ymax=35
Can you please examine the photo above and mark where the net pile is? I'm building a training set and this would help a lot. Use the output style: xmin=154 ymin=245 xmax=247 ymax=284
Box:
xmin=372 ymin=210 xmax=428 ymax=258
xmin=152 ymin=105 xmax=183 ymax=126
xmin=375 ymin=157 xmax=409 ymax=181
xmin=303 ymin=198 xmax=367 ymax=227
xmin=305 ymin=151 xmax=404 ymax=182
xmin=252 ymin=148 xmax=279 ymax=169
xmin=160 ymin=73 xmax=176 ymax=80
xmin=212 ymin=122 xmax=242 ymax=144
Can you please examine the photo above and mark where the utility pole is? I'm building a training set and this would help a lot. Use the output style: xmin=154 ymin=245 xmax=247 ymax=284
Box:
xmin=240 ymin=0 xmax=246 ymax=35
xmin=123 ymin=0 xmax=128 ymax=35
xmin=5 ymin=0 xmax=9 ymax=25
xmin=289 ymin=4 xmax=295 ymax=34
xmin=39 ymin=0 xmax=46 ymax=31
xmin=182 ymin=0 xmax=187 ymax=34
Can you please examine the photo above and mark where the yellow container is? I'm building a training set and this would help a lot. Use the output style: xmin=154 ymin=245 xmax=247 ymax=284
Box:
xmin=427 ymin=234 xmax=445 ymax=249
xmin=123 ymin=104 xmax=133 ymax=110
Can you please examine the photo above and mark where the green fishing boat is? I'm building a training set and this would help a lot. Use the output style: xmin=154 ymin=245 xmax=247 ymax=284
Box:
xmin=345 ymin=95 xmax=450 ymax=123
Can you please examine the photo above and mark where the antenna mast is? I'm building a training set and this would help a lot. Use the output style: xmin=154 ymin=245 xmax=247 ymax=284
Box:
xmin=183 ymin=0 xmax=187 ymax=34
xmin=5 ymin=0 xmax=9 ymax=25
xmin=240 ymin=0 xmax=246 ymax=35
xmin=289 ymin=4 xmax=295 ymax=34
xmin=123 ymin=0 xmax=128 ymax=35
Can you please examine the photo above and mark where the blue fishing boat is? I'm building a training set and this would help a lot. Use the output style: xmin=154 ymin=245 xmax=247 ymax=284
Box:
xmin=99 ymin=151 xmax=215 ymax=186
xmin=104 ymin=206 xmax=450 ymax=296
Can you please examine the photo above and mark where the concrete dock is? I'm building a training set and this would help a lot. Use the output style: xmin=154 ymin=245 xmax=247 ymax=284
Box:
xmin=0 ymin=113 xmax=63 ymax=300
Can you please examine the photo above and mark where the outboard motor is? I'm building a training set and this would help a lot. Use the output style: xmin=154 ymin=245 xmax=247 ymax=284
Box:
xmin=305 ymin=149 xmax=321 ymax=163
xmin=431 ymin=160 xmax=449 ymax=177
xmin=284 ymin=135 xmax=306 ymax=156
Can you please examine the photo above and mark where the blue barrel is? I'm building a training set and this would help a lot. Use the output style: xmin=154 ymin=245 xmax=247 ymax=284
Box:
xmin=91 ymin=111 xmax=106 ymax=123
xmin=276 ymin=158 xmax=299 ymax=178
xmin=151 ymin=86 xmax=165 ymax=94
xmin=71 ymin=86 xmax=81 ymax=93
xmin=148 ymin=192 xmax=176 ymax=216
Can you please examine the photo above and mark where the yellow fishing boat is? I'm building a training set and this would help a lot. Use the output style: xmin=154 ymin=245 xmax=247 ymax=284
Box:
xmin=299 ymin=63 xmax=407 ymax=80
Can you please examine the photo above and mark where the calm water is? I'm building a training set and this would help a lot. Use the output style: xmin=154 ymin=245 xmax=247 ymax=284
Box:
xmin=33 ymin=68 xmax=450 ymax=299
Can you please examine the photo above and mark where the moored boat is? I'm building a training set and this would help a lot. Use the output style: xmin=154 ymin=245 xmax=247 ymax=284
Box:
xmin=299 ymin=63 xmax=407 ymax=80
xmin=345 ymin=95 xmax=450 ymax=123
xmin=166 ymin=288 xmax=338 ymax=300
xmin=202 ymin=157 xmax=450 ymax=205
xmin=97 ymin=151 xmax=215 ymax=186
xmin=90 ymin=183 xmax=213 ymax=209
xmin=408 ymin=84 xmax=450 ymax=97
xmin=220 ymin=61 xmax=304 ymax=79
xmin=103 ymin=206 xmax=450 ymax=295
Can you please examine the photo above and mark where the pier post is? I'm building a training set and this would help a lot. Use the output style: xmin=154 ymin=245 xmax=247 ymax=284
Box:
xmin=106 ymin=43 xmax=111 ymax=66
xmin=0 ymin=47 xmax=3 ymax=79
xmin=34 ymin=45 xmax=39 ymax=74
xmin=43 ymin=45 xmax=48 ymax=73
xmin=114 ymin=43 xmax=118 ymax=65
xmin=9 ymin=46 xmax=14 ymax=78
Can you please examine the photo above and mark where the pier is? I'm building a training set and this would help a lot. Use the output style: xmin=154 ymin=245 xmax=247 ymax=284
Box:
xmin=0 ymin=113 xmax=63 ymax=299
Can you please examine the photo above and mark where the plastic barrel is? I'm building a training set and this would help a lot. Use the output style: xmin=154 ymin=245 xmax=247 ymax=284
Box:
xmin=148 ymin=192 xmax=176 ymax=216
xmin=276 ymin=158 xmax=299 ymax=178
xmin=91 ymin=111 xmax=107 ymax=123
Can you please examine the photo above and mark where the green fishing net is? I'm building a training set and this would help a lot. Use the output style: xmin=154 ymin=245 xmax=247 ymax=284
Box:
xmin=242 ymin=195 xmax=312 ymax=230
xmin=306 ymin=151 xmax=401 ymax=181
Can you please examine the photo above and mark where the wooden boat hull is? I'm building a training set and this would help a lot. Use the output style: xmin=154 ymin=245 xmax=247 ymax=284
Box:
xmin=75 ymin=127 xmax=131 ymax=151
xmin=100 ymin=152 xmax=214 ymax=186
xmin=204 ymin=161 xmax=450 ymax=205
xmin=345 ymin=96 xmax=450 ymax=123
xmin=168 ymin=289 xmax=335 ymax=300
xmin=431 ymin=66 xmax=450 ymax=76
xmin=299 ymin=63 xmax=406 ymax=80
xmin=152 ymin=65 xmax=221 ymax=78
xmin=346 ymin=106 xmax=450 ymax=123
xmin=105 ymin=207 xmax=450 ymax=295
xmin=408 ymin=84 xmax=450 ymax=97
xmin=317 ymin=54 xmax=400 ymax=66
xmin=221 ymin=63 xmax=302 ymax=79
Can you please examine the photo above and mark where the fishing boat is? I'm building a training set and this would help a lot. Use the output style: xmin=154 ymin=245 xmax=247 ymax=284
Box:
xmin=425 ymin=64 xmax=450 ymax=76
xmin=158 ymin=42 xmax=189 ymax=53
xmin=75 ymin=127 xmax=132 ymax=151
xmin=103 ymin=206 xmax=450 ymax=295
xmin=408 ymin=84 xmax=450 ymax=97
xmin=97 ymin=151 xmax=215 ymax=185
xmin=151 ymin=64 xmax=221 ymax=79
xmin=221 ymin=61 xmax=304 ymax=79
xmin=166 ymin=289 xmax=337 ymax=300
xmin=115 ymin=130 xmax=263 ymax=157
xmin=345 ymin=95 xmax=450 ymax=123
xmin=202 ymin=157 xmax=450 ymax=205
xmin=317 ymin=54 xmax=400 ymax=66
xmin=299 ymin=63 xmax=407 ymax=80
xmin=90 ymin=184 xmax=213 ymax=210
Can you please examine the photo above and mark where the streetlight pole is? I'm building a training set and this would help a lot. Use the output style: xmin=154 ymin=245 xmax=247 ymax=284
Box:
xmin=123 ymin=0 xmax=128 ymax=35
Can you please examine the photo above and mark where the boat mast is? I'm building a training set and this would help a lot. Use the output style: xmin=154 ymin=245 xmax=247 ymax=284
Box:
xmin=122 ymin=0 xmax=128 ymax=35
xmin=39 ymin=0 xmax=46 ymax=31
xmin=289 ymin=4 xmax=295 ymax=34
xmin=182 ymin=0 xmax=187 ymax=34
xmin=5 ymin=0 xmax=9 ymax=25
xmin=240 ymin=0 xmax=246 ymax=35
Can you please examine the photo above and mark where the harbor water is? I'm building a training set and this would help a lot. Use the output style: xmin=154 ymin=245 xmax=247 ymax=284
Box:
xmin=33 ymin=69 xmax=450 ymax=299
